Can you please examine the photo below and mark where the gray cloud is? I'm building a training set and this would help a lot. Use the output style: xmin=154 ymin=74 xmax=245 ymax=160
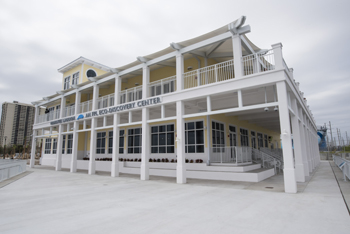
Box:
xmin=0 ymin=0 xmax=349 ymax=142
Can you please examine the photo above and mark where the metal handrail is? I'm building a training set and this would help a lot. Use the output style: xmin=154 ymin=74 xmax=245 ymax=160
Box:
xmin=209 ymin=146 xmax=252 ymax=165
xmin=333 ymin=155 xmax=350 ymax=181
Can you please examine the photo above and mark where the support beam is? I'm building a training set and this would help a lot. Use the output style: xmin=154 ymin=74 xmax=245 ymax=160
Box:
xmin=70 ymin=122 xmax=78 ymax=173
xmin=30 ymin=130 xmax=37 ymax=168
xmin=206 ymin=41 xmax=225 ymax=57
xmin=88 ymin=118 xmax=96 ymax=175
xmin=176 ymin=101 xmax=186 ymax=184
xmin=176 ymin=53 xmax=184 ymax=91
xmin=111 ymin=113 xmax=120 ymax=177
xmin=55 ymin=125 xmax=62 ymax=171
xmin=276 ymin=81 xmax=297 ymax=193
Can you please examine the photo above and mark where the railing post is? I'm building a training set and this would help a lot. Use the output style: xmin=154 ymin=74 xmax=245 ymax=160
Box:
xmin=215 ymin=64 xmax=218 ymax=82
xmin=197 ymin=69 xmax=200 ymax=87
xmin=271 ymin=43 xmax=284 ymax=70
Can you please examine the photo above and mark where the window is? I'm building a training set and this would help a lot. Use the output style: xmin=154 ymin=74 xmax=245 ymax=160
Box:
xmin=52 ymin=139 xmax=57 ymax=154
xmin=67 ymin=134 xmax=73 ymax=154
xmin=86 ymin=69 xmax=97 ymax=78
xmin=119 ymin=130 xmax=125 ymax=154
xmin=55 ymin=105 xmax=60 ymax=119
xmin=251 ymin=131 xmax=256 ymax=149
xmin=185 ymin=121 xmax=204 ymax=153
xmin=72 ymin=72 xmax=79 ymax=85
xmin=257 ymin=133 xmax=263 ymax=148
xmin=44 ymin=138 xmax=52 ymax=154
xmin=62 ymin=135 xmax=66 ymax=154
xmin=240 ymin=128 xmax=249 ymax=147
xmin=264 ymin=134 xmax=268 ymax=148
xmin=108 ymin=131 xmax=113 ymax=154
xmin=64 ymin=76 xmax=70 ymax=90
xmin=212 ymin=121 xmax=225 ymax=150
xmin=229 ymin=125 xmax=237 ymax=147
xmin=128 ymin=128 xmax=142 ymax=153
xmin=151 ymin=124 xmax=175 ymax=153
xmin=96 ymin=132 xmax=106 ymax=154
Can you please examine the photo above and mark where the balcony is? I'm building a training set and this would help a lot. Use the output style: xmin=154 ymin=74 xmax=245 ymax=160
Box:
xmin=63 ymin=105 xmax=75 ymax=117
xmin=97 ymin=93 xmax=115 ymax=109
xmin=36 ymin=110 xmax=60 ymax=124
xmin=120 ymin=86 xmax=142 ymax=104
xmin=149 ymin=75 xmax=176 ymax=97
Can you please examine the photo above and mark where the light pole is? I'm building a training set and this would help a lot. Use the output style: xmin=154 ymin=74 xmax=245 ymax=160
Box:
xmin=4 ymin=136 xmax=7 ymax=159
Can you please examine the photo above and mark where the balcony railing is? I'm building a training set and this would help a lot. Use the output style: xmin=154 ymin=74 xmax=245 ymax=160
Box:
xmin=209 ymin=146 xmax=252 ymax=164
xmin=79 ymin=100 xmax=93 ymax=114
xmin=63 ymin=105 xmax=75 ymax=117
xmin=183 ymin=59 xmax=235 ymax=90
xmin=242 ymin=49 xmax=275 ymax=76
xmin=149 ymin=75 xmax=176 ymax=97
xmin=36 ymin=110 xmax=60 ymax=124
xmin=97 ymin=93 xmax=115 ymax=109
xmin=120 ymin=86 xmax=142 ymax=104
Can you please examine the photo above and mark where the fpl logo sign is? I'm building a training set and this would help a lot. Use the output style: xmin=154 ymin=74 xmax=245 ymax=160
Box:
xmin=77 ymin=114 xmax=84 ymax=120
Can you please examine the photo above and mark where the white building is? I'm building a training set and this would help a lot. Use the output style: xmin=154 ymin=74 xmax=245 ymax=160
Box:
xmin=30 ymin=16 xmax=320 ymax=193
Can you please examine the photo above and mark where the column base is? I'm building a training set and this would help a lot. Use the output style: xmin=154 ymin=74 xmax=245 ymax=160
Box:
xmin=141 ymin=163 xmax=149 ymax=180
xmin=176 ymin=165 xmax=186 ymax=184
xmin=295 ymin=163 xmax=306 ymax=182
xmin=111 ymin=162 xmax=119 ymax=177
xmin=283 ymin=168 xmax=297 ymax=193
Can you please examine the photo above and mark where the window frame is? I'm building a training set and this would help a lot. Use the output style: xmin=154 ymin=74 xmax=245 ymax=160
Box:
xmin=257 ymin=132 xmax=264 ymax=148
xmin=52 ymin=138 xmax=57 ymax=154
xmin=44 ymin=138 xmax=52 ymax=154
xmin=264 ymin=134 xmax=268 ymax=148
xmin=228 ymin=124 xmax=237 ymax=147
xmin=72 ymin=72 xmax=79 ymax=85
xmin=251 ymin=131 xmax=256 ymax=149
xmin=240 ymin=127 xmax=249 ymax=147
xmin=185 ymin=120 xmax=205 ymax=154
xmin=108 ymin=131 xmax=113 ymax=154
xmin=96 ymin=131 xmax=106 ymax=154
xmin=86 ymin=69 xmax=97 ymax=78
xmin=212 ymin=120 xmax=226 ymax=149
xmin=119 ymin=129 xmax=125 ymax=154
xmin=67 ymin=134 xmax=73 ymax=154
xmin=64 ymin=76 xmax=70 ymax=90
xmin=150 ymin=123 xmax=175 ymax=154
xmin=127 ymin=128 xmax=142 ymax=154
xmin=62 ymin=135 xmax=66 ymax=154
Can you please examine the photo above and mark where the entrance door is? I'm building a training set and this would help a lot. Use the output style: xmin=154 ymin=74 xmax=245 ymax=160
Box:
xmin=229 ymin=126 xmax=237 ymax=161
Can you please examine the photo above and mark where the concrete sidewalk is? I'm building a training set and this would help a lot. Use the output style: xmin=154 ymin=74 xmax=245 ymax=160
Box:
xmin=0 ymin=161 xmax=349 ymax=234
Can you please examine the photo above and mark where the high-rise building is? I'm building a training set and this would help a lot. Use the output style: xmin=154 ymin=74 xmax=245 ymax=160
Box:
xmin=0 ymin=101 xmax=35 ymax=147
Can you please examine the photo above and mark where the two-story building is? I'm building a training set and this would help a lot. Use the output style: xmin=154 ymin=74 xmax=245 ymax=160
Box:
xmin=30 ymin=16 xmax=320 ymax=193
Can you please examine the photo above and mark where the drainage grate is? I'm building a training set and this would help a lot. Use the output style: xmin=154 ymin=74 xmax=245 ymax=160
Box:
xmin=265 ymin=187 xmax=274 ymax=189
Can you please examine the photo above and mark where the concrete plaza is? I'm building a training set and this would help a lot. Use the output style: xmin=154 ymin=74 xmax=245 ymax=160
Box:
xmin=0 ymin=161 xmax=349 ymax=234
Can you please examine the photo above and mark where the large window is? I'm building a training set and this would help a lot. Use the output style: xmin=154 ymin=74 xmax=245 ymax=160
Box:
xmin=96 ymin=132 xmax=106 ymax=154
xmin=185 ymin=121 xmax=204 ymax=153
xmin=67 ymin=134 xmax=73 ymax=154
xmin=240 ymin=128 xmax=249 ymax=147
xmin=64 ymin=76 xmax=70 ymax=90
xmin=52 ymin=139 xmax=57 ymax=154
xmin=62 ymin=135 xmax=66 ymax=154
xmin=44 ymin=138 xmax=52 ymax=154
xmin=264 ymin=134 xmax=268 ymax=148
xmin=251 ymin=131 xmax=256 ymax=149
xmin=119 ymin=130 xmax=125 ymax=154
xmin=229 ymin=125 xmax=237 ymax=147
xmin=151 ymin=124 xmax=175 ymax=153
xmin=72 ymin=72 xmax=79 ymax=85
xmin=128 ymin=128 xmax=142 ymax=153
xmin=212 ymin=121 xmax=225 ymax=149
xmin=108 ymin=131 xmax=113 ymax=154
xmin=257 ymin=133 xmax=263 ymax=148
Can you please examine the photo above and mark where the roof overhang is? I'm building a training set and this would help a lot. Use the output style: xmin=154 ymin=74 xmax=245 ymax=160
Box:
xmin=57 ymin=56 xmax=112 ymax=74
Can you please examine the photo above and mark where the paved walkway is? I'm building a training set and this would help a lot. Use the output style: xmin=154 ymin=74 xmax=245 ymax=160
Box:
xmin=0 ymin=161 xmax=349 ymax=234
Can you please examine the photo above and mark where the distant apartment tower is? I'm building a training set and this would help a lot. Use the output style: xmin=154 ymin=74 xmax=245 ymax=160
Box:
xmin=0 ymin=101 xmax=35 ymax=146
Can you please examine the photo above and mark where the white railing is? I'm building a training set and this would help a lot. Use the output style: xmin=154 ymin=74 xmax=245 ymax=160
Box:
xmin=149 ymin=75 xmax=176 ymax=97
xmin=63 ymin=105 xmax=75 ymax=117
xmin=120 ymin=86 xmax=142 ymax=104
xmin=0 ymin=159 xmax=27 ymax=182
xmin=183 ymin=59 xmax=235 ymax=89
xmin=97 ymin=93 xmax=115 ymax=109
xmin=79 ymin=100 xmax=93 ymax=114
xmin=36 ymin=110 xmax=60 ymax=124
xmin=333 ymin=155 xmax=350 ymax=181
xmin=209 ymin=146 xmax=252 ymax=164
xmin=242 ymin=50 xmax=275 ymax=76
xmin=252 ymin=148 xmax=282 ymax=174
xmin=260 ymin=148 xmax=283 ymax=162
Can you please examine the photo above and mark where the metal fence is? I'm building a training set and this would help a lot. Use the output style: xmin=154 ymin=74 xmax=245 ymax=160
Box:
xmin=333 ymin=155 xmax=350 ymax=181
xmin=209 ymin=146 xmax=252 ymax=164
xmin=0 ymin=159 xmax=27 ymax=182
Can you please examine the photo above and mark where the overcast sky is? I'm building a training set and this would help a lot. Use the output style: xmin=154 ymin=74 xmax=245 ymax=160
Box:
xmin=1 ymin=0 xmax=349 ymax=144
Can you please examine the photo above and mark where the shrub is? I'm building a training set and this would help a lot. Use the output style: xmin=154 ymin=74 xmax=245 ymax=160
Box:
xmin=149 ymin=158 xmax=153 ymax=162
xmin=185 ymin=159 xmax=189 ymax=163
xmin=190 ymin=160 xmax=194 ymax=163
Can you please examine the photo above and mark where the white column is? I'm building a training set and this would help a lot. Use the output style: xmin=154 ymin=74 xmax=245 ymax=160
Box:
xmin=272 ymin=43 xmax=284 ymax=70
xmin=176 ymin=53 xmax=184 ymax=91
xmin=60 ymin=96 xmax=66 ymax=118
xmin=74 ymin=90 xmax=81 ymax=115
xmin=29 ymin=130 xmax=37 ymax=168
xmin=276 ymin=81 xmax=297 ymax=193
xmin=290 ymin=96 xmax=305 ymax=182
xmin=141 ymin=64 xmax=150 ymax=180
xmin=88 ymin=118 xmax=96 ymax=175
xmin=299 ymin=110 xmax=310 ymax=176
xmin=114 ymin=75 xmax=121 ymax=105
xmin=70 ymin=121 xmax=78 ymax=173
xmin=111 ymin=113 xmax=120 ymax=177
xmin=140 ymin=108 xmax=150 ymax=180
xmin=237 ymin=90 xmax=243 ymax=108
xmin=232 ymin=34 xmax=243 ymax=78
xmin=176 ymin=100 xmax=186 ymax=184
xmin=304 ymin=124 xmax=312 ymax=173
xmin=55 ymin=125 xmax=63 ymax=171
xmin=92 ymin=84 xmax=99 ymax=110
